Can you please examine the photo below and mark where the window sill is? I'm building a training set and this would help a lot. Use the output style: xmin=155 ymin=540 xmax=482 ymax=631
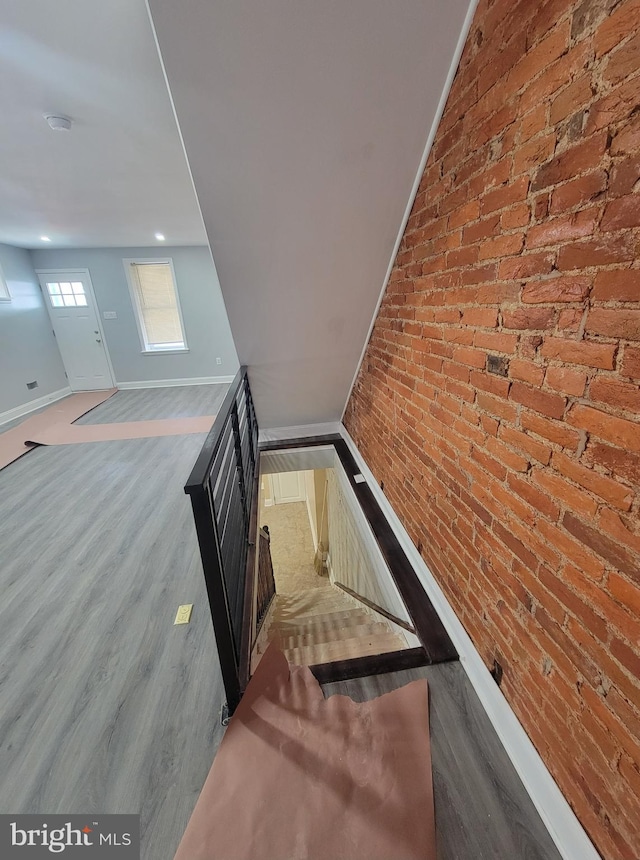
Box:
xmin=141 ymin=348 xmax=190 ymax=355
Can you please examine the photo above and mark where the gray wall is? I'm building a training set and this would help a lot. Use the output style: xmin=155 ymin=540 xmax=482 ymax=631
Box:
xmin=0 ymin=243 xmax=67 ymax=415
xmin=30 ymin=245 xmax=239 ymax=384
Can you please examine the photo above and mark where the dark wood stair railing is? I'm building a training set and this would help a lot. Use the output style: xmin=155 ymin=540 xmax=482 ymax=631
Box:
xmin=256 ymin=526 xmax=276 ymax=633
xmin=184 ymin=366 xmax=260 ymax=716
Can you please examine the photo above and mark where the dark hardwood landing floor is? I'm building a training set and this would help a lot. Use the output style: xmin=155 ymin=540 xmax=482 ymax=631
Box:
xmin=323 ymin=663 xmax=563 ymax=860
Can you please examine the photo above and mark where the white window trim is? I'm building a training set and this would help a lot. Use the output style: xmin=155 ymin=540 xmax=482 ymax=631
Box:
xmin=0 ymin=261 xmax=10 ymax=301
xmin=123 ymin=257 xmax=189 ymax=354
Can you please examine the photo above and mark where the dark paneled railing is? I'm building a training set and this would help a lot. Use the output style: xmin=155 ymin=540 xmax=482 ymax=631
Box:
xmin=256 ymin=527 xmax=276 ymax=632
xmin=184 ymin=367 xmax=262 ymax=714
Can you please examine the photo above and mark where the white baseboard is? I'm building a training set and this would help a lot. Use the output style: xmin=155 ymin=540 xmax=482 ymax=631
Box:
xmin=339 ymin=425 xmax=600 ymax=860
xmin=0 ymin=387 xmax=72 ymax=427
xmin=117 ymin=375 xmax=235 ymax=390
xmin=259 ymin=422 xmax=341 ymax=444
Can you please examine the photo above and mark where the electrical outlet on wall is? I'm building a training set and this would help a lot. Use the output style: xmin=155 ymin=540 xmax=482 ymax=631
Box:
xmin=103 ymin=311 xmax=117 ymax=319
xmin=216 ymin=357 xmax=222 ymax=365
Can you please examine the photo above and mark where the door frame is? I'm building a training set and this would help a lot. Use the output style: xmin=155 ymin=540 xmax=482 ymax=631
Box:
xmin=35 ymin=268 xmax=116 ymax=390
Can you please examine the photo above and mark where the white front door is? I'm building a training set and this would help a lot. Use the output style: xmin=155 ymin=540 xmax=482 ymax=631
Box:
xmin=37 ymin=270 xmax=114 ymax=391
xmin=271 ymin=471 xmax=307 ymax=504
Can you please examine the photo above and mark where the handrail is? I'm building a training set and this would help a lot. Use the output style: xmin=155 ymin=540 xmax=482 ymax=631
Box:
xmin=184 ymin=366 xmax=260 ymax=715
xmin=184 ymin=366 xmax=247 ymax=492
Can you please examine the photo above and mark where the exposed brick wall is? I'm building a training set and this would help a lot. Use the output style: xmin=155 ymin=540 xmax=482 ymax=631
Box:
xmin=344 ymin=1 xmax=640 ymax=856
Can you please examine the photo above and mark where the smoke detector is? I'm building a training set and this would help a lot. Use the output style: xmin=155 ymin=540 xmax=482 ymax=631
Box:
xmin=45 ymin=114 xmax=72 ymax=131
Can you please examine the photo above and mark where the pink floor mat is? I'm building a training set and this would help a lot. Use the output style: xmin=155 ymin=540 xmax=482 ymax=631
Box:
xmin=174 ymin=646 xmax=436 ymax=860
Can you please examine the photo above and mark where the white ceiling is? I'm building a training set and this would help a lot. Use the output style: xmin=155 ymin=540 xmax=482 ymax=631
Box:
xmin=2 ymin=0 xmax=474 ymax=428
xmin=148 ymin=0 xmax=474 ymax=427
xmin=0 ymin=0 xmax=206 ymax=248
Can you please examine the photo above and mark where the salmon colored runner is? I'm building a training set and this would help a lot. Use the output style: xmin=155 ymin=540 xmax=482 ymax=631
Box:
xmin=0 ymin=390 xmax=116 ymax=471
xmin=174 ymin=646 xmax=436 ymax=860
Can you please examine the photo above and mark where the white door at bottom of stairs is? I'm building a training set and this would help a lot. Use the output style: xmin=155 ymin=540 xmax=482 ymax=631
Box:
xmin=37 ymin=270 xmax=114 ymax=391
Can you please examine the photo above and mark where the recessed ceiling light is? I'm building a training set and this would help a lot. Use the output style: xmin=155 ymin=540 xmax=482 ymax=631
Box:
xmin=44 ymin=114 xmax=72 ymax=132
xmin=155 ymin=233 xmax=165 ymax=241
xmin=40 ymin=236 xmax=51 ymax=242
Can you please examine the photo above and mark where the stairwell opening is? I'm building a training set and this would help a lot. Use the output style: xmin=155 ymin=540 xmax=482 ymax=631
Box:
xmin=251 ymin=442 xmax=428 ymax=677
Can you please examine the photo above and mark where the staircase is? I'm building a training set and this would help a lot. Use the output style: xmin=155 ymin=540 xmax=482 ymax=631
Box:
xmin=253 ymin=583 xmax=409 ymax=668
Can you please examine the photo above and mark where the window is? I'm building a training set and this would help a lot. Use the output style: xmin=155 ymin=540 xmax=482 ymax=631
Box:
xmin=124 ymin=259 xmax=187 ymax=353
xmin=0 ymin=263 xmax=10 ymax=301
xmin=45 ymin=281 xmax=88 ymax=307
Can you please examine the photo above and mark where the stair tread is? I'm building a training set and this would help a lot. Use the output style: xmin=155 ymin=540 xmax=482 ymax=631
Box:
xmin=284 ymin=632 xmax=407 ymax=666
xmin=277 ymin=621 xmax=392 ymax=648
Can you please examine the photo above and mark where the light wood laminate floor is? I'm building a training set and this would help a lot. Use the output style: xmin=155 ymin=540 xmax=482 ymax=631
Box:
xmin=0 ymin=386 xmax=228 ymax=860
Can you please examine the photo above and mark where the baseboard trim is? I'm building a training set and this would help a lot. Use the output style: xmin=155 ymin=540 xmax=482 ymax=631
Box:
xmin=0 ymin=387 xmax=72 ymax=427
xmin=259 ymin=422 xmax=341 ymax=443
xmin=117 ymin=375 xmax=235 ymax=389
xmin=339 ymin=425 xmax=600 ymax=860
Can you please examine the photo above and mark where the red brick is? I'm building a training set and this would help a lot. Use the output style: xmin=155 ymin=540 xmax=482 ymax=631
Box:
xmin=590 ymin=376 xmax=640 ymax=413
xmin=622 ymin=346 xmax=640 ymax=378
xmin=508 ymin=19 xmax=571 ymax=93
xmin=557 ymin=308 xmax=584 ymax=332
xmin=586 ymin=76 xmax=640 ymax=134
xmin=478 ymin=232 xmax=525 ymax=260
xmin=501 ymin=203 xmax=530 ymax=230
xmin=598 ymin=508 xmax=640 ymax=555
xmin=460 ymin=307 xmax=499 ymax=327
xmin=519 ymin=104 xmax=548 ymax=142
xmin=545 ymin=365 xmax=588 ymax=396
xmin=477 ymin=391 xmax=518 ymax=422
xmin=559 ymin=232 xmax=637 ymax=273
xmin=608 ymin=574 xmax=640 ymax=616
xmin=586 ymin=308 xmax=640 ymax=341
xmin=452 ymin=346 xmax=487 ymax=368
xmin=531 ymin=132 xmax=608 ymax=191
xmin=474 ymin=330 xmax=518 ymax=352
xmin=538 ymin=566 xmax=608 ymax=641
xmin=502 ymin=306 xmax=555 ymax=330
xmin=603 ymin=31 xmax=640 ymax=84
xmin=549 ymin=170 xmax=608 ymax=214
xmin=481 ymin=177 xmax=530 ymax=215
xmin=563 ymin=512 xmax=639 ymax=579
xmin=522 ymin=275 xmax=592 ymax=303
xmin=567 ymin=404 xmax=640 ymax=454
xmin=508 ymin=474 xmax=560 ymax=520
xmin=583 ymin=441 xmax=640 ymax=484
xmin=509 ymin=358 xmax=546 ymax=385
xmin=521 ymin=411 xmax=582 ymax=450
xmin=601 ymin=196 xmax=640 ymax=232
xmin=532 ymin=468 xmax=599 ymax=517
xmin=449 ymin=200 xmax=481 ymax=229
xmin=611 ymin=112 xmax=640 ymax=155
xmin=486 ymin=435 xmax=530 ymax=473
xmin=592 ymin=269 xmax=640 ymax=303
xmin=498 ymin=253 xmax=556 ymax=279
xmin=513 ymin=134 xmax=556 ymax=176
xmin=553 ymin=451 xmax=634 ymax=511
xmin=499 ymin=424 xmax=552 ymax=465
xmin=608 ymin=155 xmax=640 ymax=197
xmin=463 ymin=216 xmax=500 ymax=245
xmin=510 ymin=381 xmax=566 ymax=419
xmin=550 ymin=74 xmax=594 ymax=124
xmin=537 ymin=519 xmax=606 ymax=582
xmin=540 ymin=337 xmax=617 ymax=369
xmin=594 ymin=0 xmax=640 ymax=56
